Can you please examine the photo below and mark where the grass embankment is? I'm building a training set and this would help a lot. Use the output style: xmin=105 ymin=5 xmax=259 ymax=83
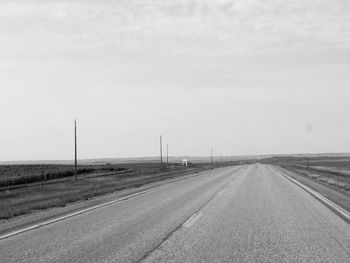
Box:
xmin=263 ymin=156 xmax=350 ymax=193
xmin=282 ymin=165 xmax=350 ymax=192
xmin=0 ymin=163 xmax=213 ymax=219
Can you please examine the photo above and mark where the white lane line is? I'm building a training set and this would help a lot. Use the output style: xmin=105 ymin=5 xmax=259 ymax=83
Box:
xmin=0 ymin=166 xmax=242 ymax=241
xmin=273 ymin=167 xmax=350 ymax=224
xmin=0 ymin=186 xmax=164 ymax=241
xmin=0 ymin=173 xmax=208 ymax=241
xmin=182 ymin=168 xmax=247 ymax=229
xmin=183 ymin=213 xmax=202 ymax=228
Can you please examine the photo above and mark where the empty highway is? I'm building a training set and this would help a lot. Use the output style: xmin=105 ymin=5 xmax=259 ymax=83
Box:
xmin=0 ymin=165 xmax=349 ymax=262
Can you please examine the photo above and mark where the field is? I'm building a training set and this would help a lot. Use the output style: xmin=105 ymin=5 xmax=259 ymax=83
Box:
xmin=0 ymin=164 xmax=125 ymax=186
xmin=0 ymin=162 xmax=219 ymax=219
xmin=263 ymin=156 xmax=350 ymax=192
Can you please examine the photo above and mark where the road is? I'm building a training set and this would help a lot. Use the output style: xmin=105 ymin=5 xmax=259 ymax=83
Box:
xmin=0 ymin=165 xmax=349 ymax=262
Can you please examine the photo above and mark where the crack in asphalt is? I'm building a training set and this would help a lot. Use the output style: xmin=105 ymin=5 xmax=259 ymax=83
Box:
xmin=137 ymin=167 xmax=246 ymax=263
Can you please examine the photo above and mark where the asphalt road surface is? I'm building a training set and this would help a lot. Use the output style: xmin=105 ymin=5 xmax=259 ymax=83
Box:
xmin=1 ymin=165 xmax=349 ymax=262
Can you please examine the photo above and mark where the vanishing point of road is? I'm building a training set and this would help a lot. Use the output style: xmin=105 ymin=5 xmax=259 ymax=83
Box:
xmin=1 ymin=165 xmax=349 ymax=262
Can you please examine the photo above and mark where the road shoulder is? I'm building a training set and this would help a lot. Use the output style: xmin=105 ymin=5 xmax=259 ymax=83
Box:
xmin=274 ymin=166 xmax=350 ymax=215
xmin=0 ymin=167 xmax=227 ymax=238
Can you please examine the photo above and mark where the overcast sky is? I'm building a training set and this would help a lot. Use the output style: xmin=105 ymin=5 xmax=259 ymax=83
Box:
xmin=1 ymin=0 xmax=350 ymax=161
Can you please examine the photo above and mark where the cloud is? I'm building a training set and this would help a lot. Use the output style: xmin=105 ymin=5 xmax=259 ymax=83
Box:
xmin=0 ymin=0 xmax=349 ymax=57
xmin=1 ymin=1 xmax=350 ymax=159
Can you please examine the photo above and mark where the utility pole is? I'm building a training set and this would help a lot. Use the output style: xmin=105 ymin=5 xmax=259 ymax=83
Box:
xmin=160 ymin=135 xmax=163 ymax=166
xmin=211 ymin=148 xmax=213 ymax=165
xmin=74 ymin=119 xmax=77 ymax=180
xmin=166 ymin=143 xmax=168 ymax=166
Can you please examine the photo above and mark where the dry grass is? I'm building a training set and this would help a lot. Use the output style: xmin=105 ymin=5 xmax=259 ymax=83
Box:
xmin=0 ymin=163 xmax=210 ymax=219
xmin=0 ymin=164 xmax=125 ymax=186
xmin=264 ymin=156 xmax=350 ymax=192
xmin=284 ymin=165 xmax=350 ymax=192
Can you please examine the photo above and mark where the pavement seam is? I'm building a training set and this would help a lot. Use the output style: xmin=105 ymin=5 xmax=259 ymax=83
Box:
xmin=138 ymin=167 xmax=248 ymax=262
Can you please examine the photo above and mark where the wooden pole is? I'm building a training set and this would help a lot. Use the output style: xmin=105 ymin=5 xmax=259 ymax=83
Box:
xmin=160 ymin=135 xmax=163 ymax=166
xmin=166 ymin=144 xmax=169 ymax=166
xmin=74 ymin=120 xmax=77 ymax=180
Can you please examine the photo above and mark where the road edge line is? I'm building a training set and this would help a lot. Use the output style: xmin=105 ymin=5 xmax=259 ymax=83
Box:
xmin=0 ymin=166 xmax=243 ymax=241
xmin=0 ymin=185 xmax=167 ymax=241
xmin=272 ymin=166 xmax=350 ymax=224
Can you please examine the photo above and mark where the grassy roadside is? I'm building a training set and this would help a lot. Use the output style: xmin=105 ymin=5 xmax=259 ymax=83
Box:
xmin=0 ymin=163 xmax=217 ymax=220
xmin=279 ymin=164 xmax=350 ymax=192
xmin=276 ymin=165 xmax=350 ymax=213
xmin=263 ymin=156 xmax=350 ymax=212
xmin=262 ymin=156 xmax=350 ymax=193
